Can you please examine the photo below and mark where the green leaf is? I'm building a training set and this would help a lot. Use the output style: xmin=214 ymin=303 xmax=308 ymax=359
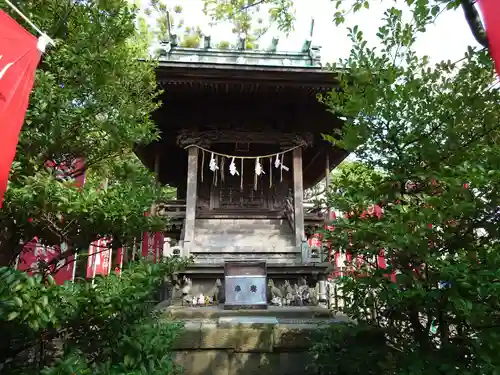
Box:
xmin=7 ymin=311 xmax=20 ymax=321
xmin=13 ymin=296 xmax=23 ymax=307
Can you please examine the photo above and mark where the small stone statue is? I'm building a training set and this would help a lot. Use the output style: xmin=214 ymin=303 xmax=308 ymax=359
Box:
xmin=283 ymin=280 xmax=295 ymax=306
xmin=291 ymin=283 xmax=302 ymax=306
xmin=207 ymin=279 xmax=222 ymax=304
xmin=268 ymin=279 xmax=282 ymax=297
xmin=309 ymin=287 xmax=318 ymax=305
xmin=181 ymin=276 xmax=193 ymax=306
xmin=297 ymin=277 xmax=311 ymax=305
xmin=268 ymin=279 xmax=283 ymax=305
xmin=197 ymin=294 xmax=205 ymax=306
xmin=271 ymin=295 xmax=283 ymax=306
xmin=278 ymin=281 xmax=287 ymax=298
xmin=284 ymin=280 xmax=294 ymax=295
xmin=218 ymin=279 xmax=226 ymax=304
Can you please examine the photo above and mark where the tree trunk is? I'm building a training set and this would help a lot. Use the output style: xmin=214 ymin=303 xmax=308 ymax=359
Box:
xmin=0 ymin=229 xmax=22 ymax=267
xmin=461 ymin=0 xmax=488 ymax=48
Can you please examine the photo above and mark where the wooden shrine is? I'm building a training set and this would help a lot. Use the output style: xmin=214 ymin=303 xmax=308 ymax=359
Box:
xmin=135 ymin=37 xmax=348 ymax=307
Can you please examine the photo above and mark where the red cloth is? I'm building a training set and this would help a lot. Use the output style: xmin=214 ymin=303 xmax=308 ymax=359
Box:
xmin=0 ymin=10 xmax=41 ymax=208
xmin=86 ymin=238 xmax=112 ymax=278
xmin=480 ymin=0 xmax=500 ymax=77
xmin=141 ymin=232 xmax=164 ymax=263
xmin=45 ymin=157 xmax=86 ymax=187
xmin=17 ymin=239 xmax=75 ymax=285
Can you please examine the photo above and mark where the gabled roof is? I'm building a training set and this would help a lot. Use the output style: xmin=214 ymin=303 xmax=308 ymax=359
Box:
xmin=156 ymin=42 xmax=323 ymax=69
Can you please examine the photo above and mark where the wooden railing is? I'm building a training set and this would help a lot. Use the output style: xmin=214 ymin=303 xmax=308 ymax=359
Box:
xmin=156 ymin=200 xmax=186 ymax=218
xmin=156 ymin=198 xmax=325 ymax=228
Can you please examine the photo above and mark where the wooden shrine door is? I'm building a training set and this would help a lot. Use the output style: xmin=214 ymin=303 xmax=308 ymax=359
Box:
xmin=218 ymin=183 xmax=267 ymax=209
xmin=208 ymin=159 xmax=289 ymax=211
xmin=212 ymin=177 xmax=288 ymax=211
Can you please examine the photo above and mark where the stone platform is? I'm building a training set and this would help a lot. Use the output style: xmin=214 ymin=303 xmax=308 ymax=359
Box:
xmin=161 ymin=306 xmax=348 ymax=375
xmin=161 ymin=305 xmax=334 ymax=320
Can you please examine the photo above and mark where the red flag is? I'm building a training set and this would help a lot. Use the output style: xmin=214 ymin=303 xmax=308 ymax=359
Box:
xmin=45 ymin=157 xmax=86 ymax=187
xmin=480 ymin=0 xmax=500 ymax=77
xmin=0 ymin=10 xmax=42 ymax=208
xmin=86 ymin=238 xmax=112 ymax=278
xmin=17 ymin=239 xmax=75 ymax=285
xmin=141 ymin=232 xmax=164 ymax=263
xmin=114 ymin=247 xmax=124 ymax=274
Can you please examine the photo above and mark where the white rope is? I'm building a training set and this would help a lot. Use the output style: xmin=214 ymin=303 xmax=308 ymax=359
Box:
xmin=3 ymin=0 xmax=54 ymax=47
xmin=185 ymin=142 xmax=305 ymax=160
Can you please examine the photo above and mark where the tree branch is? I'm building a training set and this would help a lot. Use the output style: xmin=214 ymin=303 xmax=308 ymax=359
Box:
xmin=241 ymin=0 xmax=267 ymax=11
xmin=461 ymin=0 xmax=488 ymax=48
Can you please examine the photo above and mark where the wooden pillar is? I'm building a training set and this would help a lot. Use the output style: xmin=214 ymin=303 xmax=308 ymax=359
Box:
xmin=325 ymin=152 xmax=330 ymax=189
xmin=325 ymin=151 xmax=330 ymax=219
xmin=293 ymin=147 xmax=305 ymax=249
xmin=154 ymin=147 xmax=161 ymax=181
xmin=151 ymin=147 xmax=160 ymax=216
xmin=183 ymin=146 xmax=199 ymax=256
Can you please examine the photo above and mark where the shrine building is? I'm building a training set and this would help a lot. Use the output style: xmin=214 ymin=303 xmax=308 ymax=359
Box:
xmin=135 ymin=35 xmax=348 ymax=302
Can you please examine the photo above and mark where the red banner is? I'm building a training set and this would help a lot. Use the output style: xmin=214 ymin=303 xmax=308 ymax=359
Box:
xmin=141 ymin=232 xmax=164 ymax=263
xmin=480 ymin=0 xmax=500 ymax=77
xmin=114 ymin=247 xmax=124 ymax=274
xmin=86 ymin=238 xmax=112 ymax=278
xmin=324 ymin=204 xmax=396 ymax=281
xmin=17 ymin=239 xmax=75 ymax=285
xmin=45 ymin=157 xmax=86 ymax=187
xmin=0 ymin=10 xmax=42 ymax=208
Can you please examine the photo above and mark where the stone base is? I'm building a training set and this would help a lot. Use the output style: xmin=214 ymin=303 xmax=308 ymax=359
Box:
xmin=165 ymin=306 xmax=349 ymax=375
xmin=185 ymin=262 xmax=331 ymax=277
xmin=161 ymin=305 xmax=333 ymax=320
xmin=165 ymin=262 xmax=331 ymax=305
xmin=224 ymin=303 xmax=268 ymax=310
xmin=175 ymin=351 xmax=314 ymax=375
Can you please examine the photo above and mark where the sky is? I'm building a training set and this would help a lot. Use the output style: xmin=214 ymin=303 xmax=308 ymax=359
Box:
xmin=142 ymin=0 xmax=482 ymax=65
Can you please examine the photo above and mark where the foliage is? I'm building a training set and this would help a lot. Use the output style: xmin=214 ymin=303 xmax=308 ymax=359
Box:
xmin=330 ymin=0 xmax=461 ymax=26
xmin=317 ymin=3 xmax=500 ymax=375
xmin=329 ymin=161 xmax=383 ymax=196
xmin=201 ymin=0 xmax=483 ymax=49
xmin=329 ymin=0 xmax=488 ymax=49
xmin=202 ymin=0 xmax=295 ymax=34
xmin=310 ymin=323 xmax=393 ymax=375
xmin=216 ymin=40 xmax=232 ymax=49
xmin=202 ymin=0 xmax=289 ymax=49
xmin=0 ymin=258 xmax=188 ymax=375
xmin=0 ymin=0 xmax=170 ymax=267
xmin=304 ymin=160 xmax=382 ymax=210
xmin=143 ymin=0 xmax=185 ymax=42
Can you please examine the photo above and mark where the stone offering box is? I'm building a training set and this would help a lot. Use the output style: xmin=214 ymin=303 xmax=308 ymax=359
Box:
xmin=224 ymin=261 xmax=267 ymax=310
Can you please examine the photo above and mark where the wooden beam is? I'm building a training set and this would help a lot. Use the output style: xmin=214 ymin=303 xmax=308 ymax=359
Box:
xmin=293 ymin=147 xmax=305 ymax=250
xmin=184 ymin=147 xmax=199 ymax=256
xmin=325 ymin=151 xmax=330 ymax=220
xmin=151 ymin=146 xmax=161 ymax=216
xmin=154 ymin=146 xmax=161 ymax=181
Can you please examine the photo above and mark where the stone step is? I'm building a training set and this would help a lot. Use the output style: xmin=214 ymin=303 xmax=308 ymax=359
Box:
xmin=195 ymin=218 xmax=289 ymax=230
xmin=194 ymin=227 xmax=293 ymax=235
xmin=194 ymin=236 xmax=294 ymax=247
xmin=197 ymin=210 xmax=285 ymax=220
xmin=162 ymin=305 xmax=334 ymax=320
xmin=191 ymin=244 xmax=299 ymax=254
xmin=191 ymin=257 xmax=301 ymax=265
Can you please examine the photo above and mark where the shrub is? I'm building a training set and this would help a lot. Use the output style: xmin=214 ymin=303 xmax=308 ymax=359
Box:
xmin=309 ymin=323 xmax=393 ymax=375
xmin=0 ymin=258 xmax=187 ymax=374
